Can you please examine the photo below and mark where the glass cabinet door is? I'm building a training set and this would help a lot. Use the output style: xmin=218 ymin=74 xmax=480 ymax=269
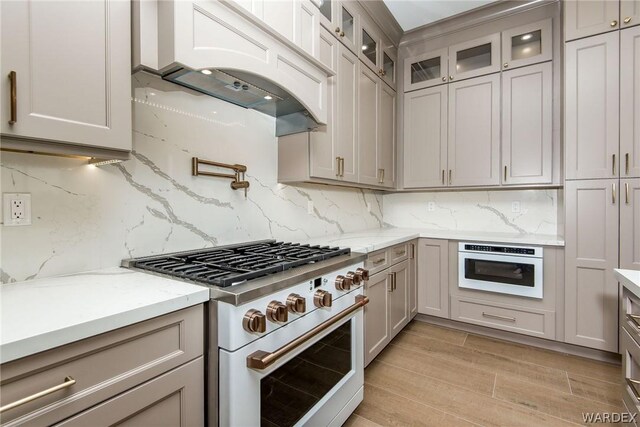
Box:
xmin=381 ymin=50 xmax=396 ymax=87
xmin=317 ymin=0 xmax=334 ymax=30
xmin=360 ymin=27 xmax=378 ymax=69
xmin=448 ymin=33 xmax=500 ymax=81
xmin=403 ymin=48 xmax=448 ymax=91
xmin=336 ymin=3 xmax=358 ymax=53
xmin=502 ymin=19 xmax=552 ymax=70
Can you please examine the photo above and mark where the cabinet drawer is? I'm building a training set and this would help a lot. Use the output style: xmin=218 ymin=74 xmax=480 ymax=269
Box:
xmin=54 ymin=357 xmax=204 ymax=427
xmin=450 ymin=296 xmax=555 ymax=339
xmin=623 ymin=288 xmax=640 ymax=344
xmin=622 ymin=327 xmax=640 ymax=425
xmin=0 ymin=305 xmax=204 ymax=426
xmin=387 ymin=243 xmax=409 ymax=265
xmin=365 ymin=250 xmax=388 ymax=275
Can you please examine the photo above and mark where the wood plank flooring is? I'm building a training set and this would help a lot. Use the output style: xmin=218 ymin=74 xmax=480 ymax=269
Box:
xmin=344 ymin=320 xmax=623 ymax=426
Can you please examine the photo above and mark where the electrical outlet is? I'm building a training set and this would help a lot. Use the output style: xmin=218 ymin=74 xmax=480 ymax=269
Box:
xmin=3 ymin=193 xmax=32 ymax=226
xmin=512 ymin=201 xmax=521 ymax=214
xmin=307 ymin=201 xmax=314 ymax=215
xmin=366 ymin=202 xmax=372 ymax=213
xmin=427 ymin=202 xmax=436 ymax=212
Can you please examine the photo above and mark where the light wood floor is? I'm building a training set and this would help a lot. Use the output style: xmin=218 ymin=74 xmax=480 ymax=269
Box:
xmin=344 ymin=320 xmax=623 ymax=427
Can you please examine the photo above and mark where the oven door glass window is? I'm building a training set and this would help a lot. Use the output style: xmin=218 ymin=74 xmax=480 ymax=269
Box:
xmin=260 ymin=321 xmax=352 ymax=427
xmin=465 ymin=258 xmax=535 ymax=287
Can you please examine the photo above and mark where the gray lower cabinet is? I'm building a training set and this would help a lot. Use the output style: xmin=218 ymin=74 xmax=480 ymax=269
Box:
xmin=621 ymin=323 xmax=640 ymax=425
xmin=621 ymin=179 xmax=640 ymax=270
xmin=389 ymin=260 xmax=409 ymax=337
xmin=364 ymin=270 xmax=390 ymax=366
xmin=565 ymin=180 xmax=619 ymax=352
xmin=416 ymin=238 xmax=449 ymax=318
xmin=0 ymin=305 xmax=204 ymax=426
xmin=409 ymin=242 xmax=418 ymax=318
xmin=501 ymin=62 xmax=553 ymax=185
xmin=621 ymin=25 xmax=640 ymax=179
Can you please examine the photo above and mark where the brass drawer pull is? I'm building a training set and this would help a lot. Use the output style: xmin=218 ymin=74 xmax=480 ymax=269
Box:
xmin=395 ymin=249 xmax=406 ymax=256
xmin=8 ymin=71 xmax=16 ymax=125
xmin=627 ymin=378 xmax=640 ymax=401
xmin=482 ymin=312 xmax=516 ymax=322
xmin=371 ymin=257 xmax=386 ymax=265
xmin=0 ymin=376 xmax=76 ymax=414
xmin=628 ymin=313 xmax=640 ymax=329
xmin=246 ymin=295 xmax=368 ymax=369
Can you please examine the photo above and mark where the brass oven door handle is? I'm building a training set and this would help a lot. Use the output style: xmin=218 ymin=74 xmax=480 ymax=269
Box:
xmin=627 ymin=378 xmax=640 ymax=401
xmin=482 ymin=312 xmax=516 ymax=322
xmin=8 ymin=71 xmax=16 ymax=125
xmin=0 ymin=376 xmax=76 ymax=414
xmin=246 ymin=295 xmax=369 ymax=370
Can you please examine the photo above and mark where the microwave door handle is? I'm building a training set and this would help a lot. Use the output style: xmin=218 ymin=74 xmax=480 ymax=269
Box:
xmin=246 ymin=295 xmax=369 ymax=370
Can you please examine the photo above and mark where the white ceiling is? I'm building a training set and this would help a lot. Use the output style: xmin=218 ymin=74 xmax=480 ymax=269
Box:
xmin=383 ymin=0 xmax=497 ymax=31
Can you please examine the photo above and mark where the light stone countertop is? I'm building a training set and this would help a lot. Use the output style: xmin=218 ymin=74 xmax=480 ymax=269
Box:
xmin=0 ymin=268 xmax=210 ymax=364
xmin=616 ymin=269 xmax=640 ymax=300
xmin=301 ymin=227 xmax=565 ymax=254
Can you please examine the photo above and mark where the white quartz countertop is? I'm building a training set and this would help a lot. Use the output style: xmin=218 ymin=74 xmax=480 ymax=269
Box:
xmin=0 ymin=268 xmax=210 ymax=364
xmin=302 ymin=227 xmax=564 ymax=253
xmin=616 ymin=269 xmax=640 ymax=299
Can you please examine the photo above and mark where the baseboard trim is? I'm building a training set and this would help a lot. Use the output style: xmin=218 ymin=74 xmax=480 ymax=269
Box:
xmin=413 ymin=313 xmax=621 ymax=365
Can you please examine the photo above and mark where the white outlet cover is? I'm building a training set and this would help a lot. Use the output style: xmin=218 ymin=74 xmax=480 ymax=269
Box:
xmin=427 ymin=202 xmax=436 ymax=212
xmin=3 ymin=193 xmax=32 ymax=226
xmin=511 ymin=201 xmax=521 ymax=214
xmin=307 ymin=200 xmax=314 ymax=215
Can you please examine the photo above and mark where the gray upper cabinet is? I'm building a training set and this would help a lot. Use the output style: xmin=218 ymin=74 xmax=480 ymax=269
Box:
xmin=359 ymin=22 xmax=380 ymax=73
xmin=381 ymin=47 xmax=397 ymax=89
xmin=622 ymin=0 xmax=640 ymax=28
xmin=621 ymin=178 xmax=640 ymax=270
xmin=621 ymin=25 xmax=640 ymax=178
xmin=336 ymin=43 xmax=359 ymax=182
xmin=378 ymin=83 xmax=396 ymax=188
xmin=565 ymin=32 xmax=620 ymax=180
xmin=404 ymin=48 xmax=448 ymax=92
xmin=448 ymin=33 xmax=500 ymax=81
xmin=403 ymin=86 xmax=448 ymax=188
xmin=336 ymin=2 xmax=359 ymax=53
xmin=564 ymin=179 xmax=619 ymax=352
xmin=501 ymin=62 xmax=553 ymax=185
xmin=357 ymin=63 xmax=380 ymax=186
xmin=417 ymin=239 xmax=449 ymax=318
xmin=501 ymin=18 xmax=553 ymax=70
xmin=448 ymin=73 xmax=500 ymax=187
xmin=564 ymin=0 xmax=620 ymax=41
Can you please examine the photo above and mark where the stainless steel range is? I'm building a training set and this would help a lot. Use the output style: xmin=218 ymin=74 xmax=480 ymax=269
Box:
xmin=123 ymin=240 xmax=369 ymax=427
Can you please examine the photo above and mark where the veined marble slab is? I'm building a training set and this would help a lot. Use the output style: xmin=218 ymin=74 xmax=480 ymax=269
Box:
xmin=0 ymin=268 xmax=209 ymax=363
xmin=616 ymin=269 xmax=640 ymax=300
xmin=302 ymin=227 xmax=564 ymax=254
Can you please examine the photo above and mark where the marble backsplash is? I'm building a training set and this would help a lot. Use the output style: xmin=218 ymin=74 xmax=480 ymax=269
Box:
xmin=0 ymin=73 xmax=383 ymax=283
xmin=383 ymin=189 xmax=559 ymax=236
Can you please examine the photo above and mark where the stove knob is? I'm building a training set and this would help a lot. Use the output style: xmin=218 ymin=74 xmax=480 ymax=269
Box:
xmin=346 ymin=271 xmax=361 ymax=286
xmin=243 ymin=309 xmax=266 ymax=333
xmin=355 ymin=267 xmax=370 ymax=282
xmin=314 ymin=289 xmax=333 ymax=308
xmin=286 ymin=293 xmax=307 ymax=314
xmin=267 ymin=301 xmax=289 ymax=323
xmin=335 ymin=274 xmax=353 ymax=291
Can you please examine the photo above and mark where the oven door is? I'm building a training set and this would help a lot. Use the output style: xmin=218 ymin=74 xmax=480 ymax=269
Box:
xmin=219 ymin=293 xmax=365 ymax=427
xmin=458 ymin=251 xmax=543 ymax=299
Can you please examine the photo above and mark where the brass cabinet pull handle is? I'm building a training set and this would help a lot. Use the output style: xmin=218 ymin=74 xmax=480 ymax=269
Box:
xmin=503 ymin=62 xmax=509 ymax=68
xmin=626 ymin=182 xmax=630 ymax=204
xmin=378 ymin=168 xmax=385 ymax=184
xmin=247 ymin=295 xmax=368 ymax=369
xmin=0 ymin=376 xmax=76 ymax=414
xmin=395 ymin=249 xmax=406 ymax=256
xmin=504 ymin=165 xmax=507 ymax=182
xmin=627 ymin=378 xmax=640 ymax=401
xmin=613 ymin=154 xmax=617 ymax=176
xmin=626 ymin=153 xmax=630 ymax=175
xmin=410 ymin=243 xmax=415 ymax=259
xmin=441 ymin=169 xmax=445 ymax=185
xmin=613 ymin=182 xmax=617 ymax=204
xmin=611 ymin=20 xmax=618 ymax=27
xmin=341 ymin=158 xmax=345 ymax=177
xmin=336 ymin=157 xmax=341 ymax=177
xmin=441 ymin=76 xmax=447 ymax=82
xmin=388 ymin=273 xmax=394 ymax=292
xmin=625 ymin=17 xmax=633 ymax=24
xmin=8 ymin=71 xmax=16 ymax=125
xmin=627 ymin=313 xmax=640 ymax=329
xmin=340 ymin=31 xmax=345 ymax=37
xmin=482 ymin=312 xmax=516 ymax=322
xmin=335 ymin=27 xmax=341 ymax=33
xmin=372 ymin=257 xmax=385 ymax=265
xmin=392 ymin=272 xmax=397 ymax=291
xmin=448 ymin=169 xmax=452 ymax=185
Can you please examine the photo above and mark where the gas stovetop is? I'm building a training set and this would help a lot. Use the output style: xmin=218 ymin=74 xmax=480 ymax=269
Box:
xmin=124 ymin=240 xmax=350 ymax=287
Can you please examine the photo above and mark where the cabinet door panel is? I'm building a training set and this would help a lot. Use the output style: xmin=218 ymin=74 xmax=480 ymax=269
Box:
xmin=565 ymin=32 xmax=619 ymax=180
xmin=565 ymin=179 xmax=619 ymax=352
xmin=564 ymin=0 xmax=620 ymax=41
xmin=364 ymin=271 xmax=390 ymax=367
xmin=621 ymin=179 xmax=640 ymax=270
xmin=389 ymin=261 xmax=409 ymax=338
xmin=621 ymin=26 xmax=640 ymax=178
xmin=403 ymin=86 xmax=447 ymax=188
xmin=417 ymin=239 xmax=449 ymax=318
xmin=336 ymin=44 xmax=359 ymax=182
xmin=448 ymin=73 xmax=500 ymax=187
xmin=0 ymin=0 xmax=131 ymax=151
xmin=502 ymin=62 xmax=553 ymax=185
xmin=337 ymin=2 xmax=358 ymax=54
xmin=409 ymin=242 xmax=418 ymax=318
xmin=501 ymin=19 xmax=553 ymax=70
xmin=622 ymin=1 xmax=640 ymax=28
xmin=448 ymin=33 xmax=500 ymax=81
xmin=378 ymin=83 xmax=396 ymax=188
xmin=310 ymin=28 xmax=339 ymax=180
xmin=404 ymin=48 xmax=448 ymax=91
xmin=357 ymin=64 xmax=380 ymax=185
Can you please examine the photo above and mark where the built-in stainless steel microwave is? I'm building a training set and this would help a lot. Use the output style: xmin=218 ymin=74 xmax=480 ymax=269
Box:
xmin=458 ymin=242 xmax=543 ymax=299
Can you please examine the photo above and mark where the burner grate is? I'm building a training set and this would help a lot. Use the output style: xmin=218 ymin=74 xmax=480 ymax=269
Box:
xmin=130 ymin=240 xmax=350 ymax=287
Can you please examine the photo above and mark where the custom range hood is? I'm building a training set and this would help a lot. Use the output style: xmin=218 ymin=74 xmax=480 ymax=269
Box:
xmin=163 ymin=68 xmax=319 ymax=137
xmin=132 ymin=0 xmax=331 ymax=137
